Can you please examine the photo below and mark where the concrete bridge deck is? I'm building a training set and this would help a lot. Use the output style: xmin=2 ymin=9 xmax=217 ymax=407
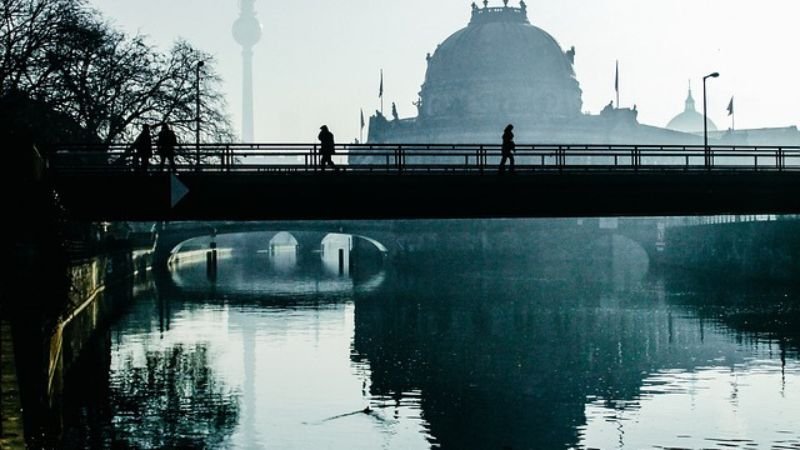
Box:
xmin=48 ymin=143 xmax=800 ymax=221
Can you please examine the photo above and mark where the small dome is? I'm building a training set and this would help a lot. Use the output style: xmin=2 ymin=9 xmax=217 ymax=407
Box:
xmin=418 ymin=1 xmax=582 ymax=122
xmin=666 ymin=86 xmax=717 ymax=133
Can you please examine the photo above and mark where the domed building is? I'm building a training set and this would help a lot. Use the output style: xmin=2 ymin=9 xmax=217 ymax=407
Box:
xmin=666 ymin=85 xmax=717 ymax=134
xmin=419 ymin=1 xmax=582 ymax=122
xmin=361 ymin=1 xmax=695 ymax=150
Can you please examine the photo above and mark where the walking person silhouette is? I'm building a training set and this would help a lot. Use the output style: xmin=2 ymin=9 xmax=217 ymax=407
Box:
xmin=133 ymin=124 xmax=152 ymax=172
xmin=318 ymin=125 xmax=338 ymax=171
xmin=499 ymin=124 xmax=515 ymax=174
xmin=157 ymin=123 xmax=178 ymax=172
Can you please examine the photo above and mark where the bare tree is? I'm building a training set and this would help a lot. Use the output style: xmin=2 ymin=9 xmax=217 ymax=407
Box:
xmin=1 ymin=0 xmax=233 ymax=150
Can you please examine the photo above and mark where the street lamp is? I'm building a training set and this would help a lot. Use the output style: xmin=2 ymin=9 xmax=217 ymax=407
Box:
xmin=703 ymin=72 xmax=719 ymax=168
xmin=195 ymin=60 xmax=205 ymax=168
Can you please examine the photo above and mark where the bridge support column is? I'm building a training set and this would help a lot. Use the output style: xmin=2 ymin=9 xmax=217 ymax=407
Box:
xmin=206 ymin=241 xmax=218 ymax=281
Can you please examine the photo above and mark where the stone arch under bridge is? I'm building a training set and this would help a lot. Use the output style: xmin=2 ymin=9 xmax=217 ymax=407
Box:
xmin=151 ymin=219 xmax=669 ymax=273
xmin=149 ymin=217 xmax=800 ymax=284
xmin=153 ymin=222 xmax=394 ymax=273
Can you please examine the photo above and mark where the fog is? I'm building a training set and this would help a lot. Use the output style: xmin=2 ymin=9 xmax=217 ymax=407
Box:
xmin=91 ymin=0 xmax=799 ymax=142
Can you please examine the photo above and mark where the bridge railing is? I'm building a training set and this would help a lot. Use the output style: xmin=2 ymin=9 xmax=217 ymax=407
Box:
xmin=47 ymin=143 xmax=800 ymax=174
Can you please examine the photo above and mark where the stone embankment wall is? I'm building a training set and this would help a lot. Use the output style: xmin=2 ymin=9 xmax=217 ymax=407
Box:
xmin=663 ymin=220 xmax=800 ymax=282
xmin=46 ymin=249 xmax=151 ymax=400
xmin=6 ymin=246 xmax=151 ymax=448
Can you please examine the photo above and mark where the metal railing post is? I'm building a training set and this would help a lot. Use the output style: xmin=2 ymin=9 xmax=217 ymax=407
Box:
xmin=225 ymin=144 xmax=230 ymax=171
xmin=398 ymin=145 xmax=404 ymax=173
xmin=708 ymin=147 xmax=716 ymax=168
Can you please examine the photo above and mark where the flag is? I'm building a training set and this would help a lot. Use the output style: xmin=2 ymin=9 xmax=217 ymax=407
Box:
xmin=614 ymin=60 xmax=619 ymax=93
xmin=379 ymin=69 xmax=384 ymax=98
xmin=727 ymin=97 xmax=734 ymax=116
xmin=360 ymin=109 xmax=365 ymax=130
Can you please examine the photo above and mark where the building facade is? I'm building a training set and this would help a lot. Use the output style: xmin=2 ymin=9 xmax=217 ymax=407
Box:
xmin=358 ymin=1 xmax=798 ymax=154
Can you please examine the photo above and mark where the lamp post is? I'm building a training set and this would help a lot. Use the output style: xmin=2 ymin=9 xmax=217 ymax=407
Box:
xmin=195 ymin=60 xmax=205 ymax=168
xmin=702 ymin=72 xmax=719 ymax=168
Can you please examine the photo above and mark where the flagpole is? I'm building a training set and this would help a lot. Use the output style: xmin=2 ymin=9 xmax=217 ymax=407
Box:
xmin=615 ymin=60 xmax=620 ymax=109
xmin=380 ymin=69 xmax=384 ymax=115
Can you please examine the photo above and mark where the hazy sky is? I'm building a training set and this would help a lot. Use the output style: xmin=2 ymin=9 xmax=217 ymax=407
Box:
xmin=92 ymin=0 xmax=798 ymax=142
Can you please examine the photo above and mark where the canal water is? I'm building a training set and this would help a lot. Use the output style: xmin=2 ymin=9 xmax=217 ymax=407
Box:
xmin=61 ymin=233 xmax=800 ymax=449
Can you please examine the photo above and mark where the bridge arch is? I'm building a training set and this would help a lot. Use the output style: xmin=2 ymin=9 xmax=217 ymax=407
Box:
xmin=154 ymin=224 xmax=390 ymax=272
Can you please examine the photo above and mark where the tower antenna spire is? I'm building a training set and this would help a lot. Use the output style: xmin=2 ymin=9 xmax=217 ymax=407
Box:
xmin=233 ymin=0 xmax=262 ymax=142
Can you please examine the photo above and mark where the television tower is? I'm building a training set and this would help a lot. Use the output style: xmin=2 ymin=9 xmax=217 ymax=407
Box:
xmin=232 ymin=0 xmax=262 ymax=142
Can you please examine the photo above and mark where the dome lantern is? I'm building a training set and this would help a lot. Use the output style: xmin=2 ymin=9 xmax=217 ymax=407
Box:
xmin=471 ymin=0 xmax=530 ymax=25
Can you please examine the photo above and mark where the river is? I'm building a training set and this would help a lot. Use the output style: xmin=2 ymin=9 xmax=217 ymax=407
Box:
xmin=60 ymin=231 xmax=800 ymax=449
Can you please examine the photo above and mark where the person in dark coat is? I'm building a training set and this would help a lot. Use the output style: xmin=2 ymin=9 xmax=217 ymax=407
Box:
xmin=133 ymin=124 xmax=152 ymax=172
xmin=499 ymin=124 xmax=515 ymax=173
xmin=318 ymin=125 xmax=338 ymax=171
xmin=157 ymin=123 xmax=178 ymax=172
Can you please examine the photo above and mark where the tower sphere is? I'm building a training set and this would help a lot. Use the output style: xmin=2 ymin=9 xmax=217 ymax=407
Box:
xmin=232 ymin=15 xmax=262 ymax=48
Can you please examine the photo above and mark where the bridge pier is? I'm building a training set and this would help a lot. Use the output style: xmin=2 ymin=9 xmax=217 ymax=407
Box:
xmin=206 ymin=245 xmax=218 ymax=281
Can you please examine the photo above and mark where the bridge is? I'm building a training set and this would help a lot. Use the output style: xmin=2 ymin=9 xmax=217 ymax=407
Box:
xmin=48 ymin=143 xmax=800 ymax=221
xmin=149 ymin=218 xmax=670 ymax=278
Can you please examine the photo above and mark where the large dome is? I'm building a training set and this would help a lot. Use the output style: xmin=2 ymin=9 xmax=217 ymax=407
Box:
xmin=418 ymin=2 xmax=582 ymax=122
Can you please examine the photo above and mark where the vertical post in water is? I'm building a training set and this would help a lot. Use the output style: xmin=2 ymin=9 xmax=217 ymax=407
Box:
xmin=207 ymin=241 xmax=218 ymax=281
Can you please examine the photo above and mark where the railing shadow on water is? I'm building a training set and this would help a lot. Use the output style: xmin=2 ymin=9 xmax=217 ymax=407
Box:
xmin=47 ymin=143 xmax=800 ymax=175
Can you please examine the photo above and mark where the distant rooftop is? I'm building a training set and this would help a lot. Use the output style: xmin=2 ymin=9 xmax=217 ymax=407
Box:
xmin=470 ymin=0 xmax=529 ymax=25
